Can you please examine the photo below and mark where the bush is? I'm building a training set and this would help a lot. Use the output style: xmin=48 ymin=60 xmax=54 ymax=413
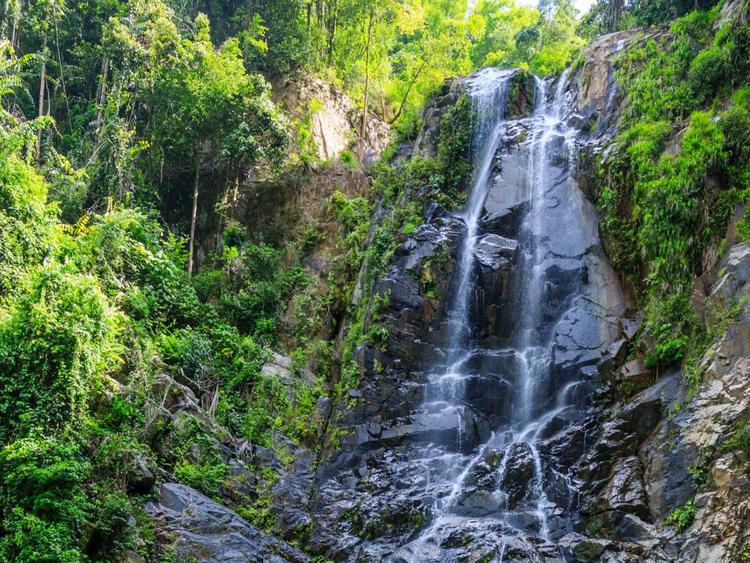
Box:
xmin=223 ymin=222 xmax=248 ymax=248
xmin=643 ymin=290 xmax=697 ymax=369
xmin=174 ymin=462 xmax=228 ymax=499
xmin=0 ymin=435 xmax=91 ymax=562
xmin=0 ymin=265 xmax=120 ymax=440
xmin=339 ymin=150 xmax=358 ymax=171
xmin=158 ymin=329 xmax=213 ymax=384
xmin=71 ymin=208 xmax=202 ymax=328
xmin=688 ymin=46 xmax=729 ymax=103
xmin=217 ymin=242 xmax=309 ymax=340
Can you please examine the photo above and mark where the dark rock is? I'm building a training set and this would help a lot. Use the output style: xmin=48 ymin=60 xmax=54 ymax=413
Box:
xmin=607 ymin=339 xmax=629 ymax=366
xmin=146 ymin=483 xmax=309 ymax=562
xmin=618 ymin=359 xmax=652 ymax=394
xmin=273 ymin=450 xmax=315 ymax=541
xmin=568 ymin=111 xmax=597 ymax=132
xmin=475 ymin=234 xmax=518 ymax=270
xmin=127 ymin=455 xmax=155 ymax=494
xmin=389 ymin=143 xmax=414 ymax=167
xmin=619 ymin=372 xmax=678 ymax=442
xmin=456 ymin=490 xmax=501 ymax=516
xmin=221 ymin=459 xmax=256 ymax=505
xmin=620 ymin=314 xmax=643 ymax=342
xmin=499 ymin=442 xmax=536 ymax=509
xmin=574 ymin=537 xmax=614 ymax=561
xmin=614 ymin=514 xmax=658 ymax=545
xmin=601 ymin=456 xmax=650 ymax=521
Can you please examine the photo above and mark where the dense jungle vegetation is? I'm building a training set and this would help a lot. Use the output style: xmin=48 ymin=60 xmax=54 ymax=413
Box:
xmin=0 ymin=0 xmax=748 ymax=559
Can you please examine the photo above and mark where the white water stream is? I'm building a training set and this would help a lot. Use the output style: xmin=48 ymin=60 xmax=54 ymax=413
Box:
xmin=393 ymin=67 xmax=590 ymax=560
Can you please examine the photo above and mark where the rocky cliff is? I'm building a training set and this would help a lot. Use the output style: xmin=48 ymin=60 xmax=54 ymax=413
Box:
xmin=300 ymin=16 xmax=750 ymax=563
xmin=301 ymin=45 xmax=637 ymax=563
xmin=142 ymin=5 xmax=750 ymax=561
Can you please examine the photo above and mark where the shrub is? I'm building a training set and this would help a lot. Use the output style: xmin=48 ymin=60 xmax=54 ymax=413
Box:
xmin=223 ymin=222 xmax=248 ymax=248
xmin=339 ymin=150 xmax=358 ymax=171
xmin=665 ymin=500 xmax=696 ymax=533
xmin=688 ymin=46 xmax=729 ymax=104
xmin=643 ymin=290 xmax=697 ymax=369
xmin=0 ymin=435 xmax=91 ymax=562
xmin=0 ymin=265 xmax=120 ymax=440
xmin=174 ymin=462 xmax=228 ymax=499
xmin=158 ymin=329 xmax=213 ymax=384
xmin=217 ymin=242 xmax=309 ymax=340
xmin=71 ymin=208 xmax=202 ymax=328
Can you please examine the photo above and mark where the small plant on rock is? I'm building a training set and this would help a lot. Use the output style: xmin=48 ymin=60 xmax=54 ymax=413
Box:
xmin=665 ymin=500 xmax=696 ymax=533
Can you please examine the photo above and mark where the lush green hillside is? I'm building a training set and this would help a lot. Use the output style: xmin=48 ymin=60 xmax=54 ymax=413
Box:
xmin=0 ymin=0 xmax=746 ymax=560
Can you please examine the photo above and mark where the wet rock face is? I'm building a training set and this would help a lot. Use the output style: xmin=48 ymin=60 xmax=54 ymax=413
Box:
xmin=414 ymin=79 xmax=468 ymax=159
xmin=146 ymin=483 xmax=309 ymax=562
xmin=505 ymin=70 xmax=537 ymax=119
xmin=307 ymin=67 xmax=634 ymax=561
xmin=500 ymin=442 xmax=537 ymax=509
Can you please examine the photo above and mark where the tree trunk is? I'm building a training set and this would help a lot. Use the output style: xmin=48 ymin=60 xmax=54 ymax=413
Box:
xmin=53 ymin=5 xmax=72 ymax=127
xmin=36 ymin=37 xmax=47 ymax=163
xmin=388 ymin=61 xmax=426 ymax=124
xmin=10 ymin=1 xmax=20 ymax=51
xmin=327 ymin=0 xmax=339 ymax=63
xmin=188 ymin=150 xmax=200 ymax=277
xmin=359 ymin=10 xmax=374 ymax=157
xmin=95 ymin=56 xmax=109 ymax=135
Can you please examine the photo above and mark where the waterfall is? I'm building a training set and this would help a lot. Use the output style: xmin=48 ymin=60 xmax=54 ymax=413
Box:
xmin=391 ymin=67 xmax=611 ymax=561
xmin=421 ymin=68 xmax=514 ymax=455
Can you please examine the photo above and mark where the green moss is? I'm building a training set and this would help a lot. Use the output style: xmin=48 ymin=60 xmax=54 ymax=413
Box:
xmin=722 ymin=420 xmax=750 ymax=458
xmin=436 ymin=93 xmax=475 ymax=209
xmin=506 ymin=69 xmax=536 ymax=119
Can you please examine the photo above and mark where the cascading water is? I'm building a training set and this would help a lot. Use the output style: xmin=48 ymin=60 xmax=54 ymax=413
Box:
xmin=420 ymin=69 xmax=514 ymax=452
xmin=390 ymin=67 xmax=617 ymax=561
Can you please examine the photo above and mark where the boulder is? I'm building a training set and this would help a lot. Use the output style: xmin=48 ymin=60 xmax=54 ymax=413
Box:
xmin=618 ymin=359 xmax=653 ymax=394
xmin=475 ymin=234 xmax=519 ymax=270
xmin=127 ymin=455 xmax=155 ymax=494
xmin=146 ymin=483 xmax=309 ymax=562
xmin=261 ymin=352 xmax=294 ymax=381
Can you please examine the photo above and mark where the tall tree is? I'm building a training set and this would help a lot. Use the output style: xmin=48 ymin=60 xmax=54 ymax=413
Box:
xmin=106 ymin=5 xmax=287 ymax=272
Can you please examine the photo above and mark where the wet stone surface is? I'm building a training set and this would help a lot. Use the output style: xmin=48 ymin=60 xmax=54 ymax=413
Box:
xmin=308 ymin=66 xmax=631 ymax=561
